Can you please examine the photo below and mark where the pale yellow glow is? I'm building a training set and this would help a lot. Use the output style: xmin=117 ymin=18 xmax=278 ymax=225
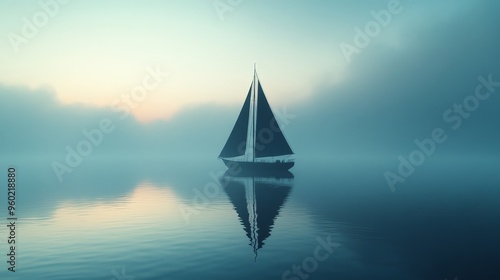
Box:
xmin=0 ymin=0 xmax=347 ymax=122
xmin=51 ymin=183 xmax=184 ymax=228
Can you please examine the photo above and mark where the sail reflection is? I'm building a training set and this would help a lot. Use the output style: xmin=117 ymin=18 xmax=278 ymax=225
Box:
xmin=221 ymin=172 xmax=294 ymax=260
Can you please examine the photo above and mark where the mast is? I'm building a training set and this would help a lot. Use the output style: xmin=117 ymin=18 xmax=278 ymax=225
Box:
xmin=252 ymin=64 xmax=257 ymax=163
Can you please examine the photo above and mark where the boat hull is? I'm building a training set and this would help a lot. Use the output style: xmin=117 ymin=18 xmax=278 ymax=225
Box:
xmin=221 ymin=159 xmax=294 ymax=176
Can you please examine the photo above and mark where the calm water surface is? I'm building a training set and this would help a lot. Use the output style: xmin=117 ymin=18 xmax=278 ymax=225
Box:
xmin=1 ymin=157 xmax=499 ymax=280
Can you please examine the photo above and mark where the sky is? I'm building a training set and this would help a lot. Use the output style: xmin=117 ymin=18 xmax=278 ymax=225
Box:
xmin=1 ymin=0 xmax=499 ymax=162
xmin=1 ymin=0 xmax=353 ymax=121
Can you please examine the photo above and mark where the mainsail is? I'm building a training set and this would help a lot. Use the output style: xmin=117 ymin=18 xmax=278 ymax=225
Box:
xmin=255 ymin=81 xmax=294 ymax=158
xmin=219 ymin=84 xmax=252 ymax=158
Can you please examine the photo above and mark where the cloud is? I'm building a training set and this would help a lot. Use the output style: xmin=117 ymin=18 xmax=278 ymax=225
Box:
xmin=289 ymin=0 xmax=500 ymax=159
xmin=0 ymin=84 xmax=238 ymax=162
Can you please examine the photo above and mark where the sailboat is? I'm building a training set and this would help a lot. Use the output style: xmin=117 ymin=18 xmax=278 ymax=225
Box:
xmin=221 ymin=173 xmax=293 ymax=260
xmin=219 ymin=67 xmax=295 ymax=172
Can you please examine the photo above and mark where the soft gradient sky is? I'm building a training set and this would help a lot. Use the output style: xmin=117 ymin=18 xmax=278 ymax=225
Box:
xmin=1 ymin=0 xmax=499 ymax=161
xmin=0 ymin=0 xmax=475 ymax=122
xmin=0 ymin=0 xmax=348 ymax=121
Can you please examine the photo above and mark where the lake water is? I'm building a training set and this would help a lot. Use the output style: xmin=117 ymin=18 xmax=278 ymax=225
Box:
xmin=1 ymin=157 xmax=499 ymax=279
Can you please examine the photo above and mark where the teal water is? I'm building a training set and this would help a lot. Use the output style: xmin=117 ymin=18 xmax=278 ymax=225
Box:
xmin=0 ymin=157 xmax=499 ymax=279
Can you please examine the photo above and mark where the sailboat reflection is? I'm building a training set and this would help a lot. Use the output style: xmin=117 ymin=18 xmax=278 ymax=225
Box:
xmin=221 ymin=172 xmax=294 ymax=260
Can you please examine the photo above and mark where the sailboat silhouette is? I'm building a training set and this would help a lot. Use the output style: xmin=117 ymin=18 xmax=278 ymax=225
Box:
xmin=221 ymin=172 xmax=293 ymax=260
xmin=219 ymin=66 xmax=295 ymax=173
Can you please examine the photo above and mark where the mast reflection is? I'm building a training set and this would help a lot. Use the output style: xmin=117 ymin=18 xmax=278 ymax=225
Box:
xmin=221 ymin=171 xmax=294 ymax=260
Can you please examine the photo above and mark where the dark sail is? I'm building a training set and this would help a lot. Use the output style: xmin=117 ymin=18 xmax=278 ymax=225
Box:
xmin=224 ymin=181 xmax=252 ymax=241
xmin=254 ymin=182 xmax=291 ymax=249
xmin=255 ymin=82 xmax=294 ymax=158
xmin=222 ymin=175 xmax=292 ymax=252
xmin=219 ymin=85 xmax=252 ymax=158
